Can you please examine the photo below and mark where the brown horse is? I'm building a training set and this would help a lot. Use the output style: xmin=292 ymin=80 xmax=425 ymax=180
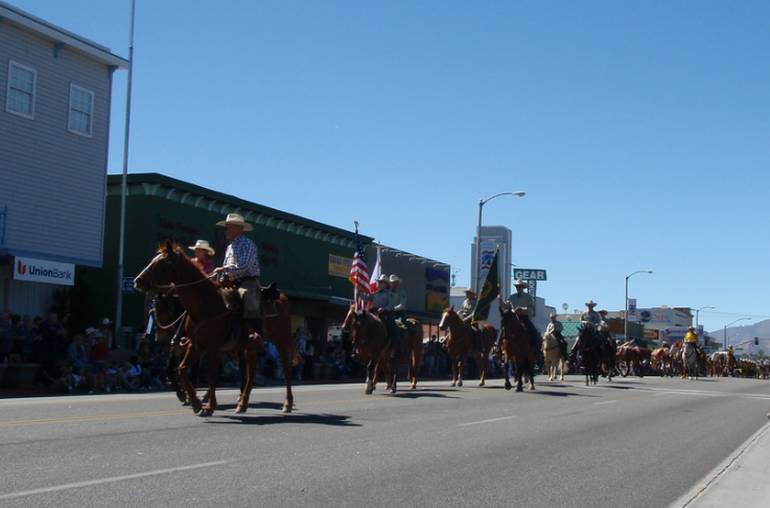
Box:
xmin=373 ymin=316 xmax=425 ymax=390
xmin=438 ymin=307 xmax=497 ymax=387
xmin=499 ymin=304 xmax=537 ymax=391
xmin=134 ymin=241 xmax=294 ymax=415
xmin=341 ymin=305 xmax=395 ymax=394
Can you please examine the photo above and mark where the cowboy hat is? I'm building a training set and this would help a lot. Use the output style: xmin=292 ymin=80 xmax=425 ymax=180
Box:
xmin=514 ymin=279 xmax=527 ymax=287
xmin=464 ymin=288 xmax=476 ymax=295
xmin=187 ymin=239 xmax=215 ymax=256
xmin=377 ymin=274 xmax=389 ymax=283
xmin=549 ymin=312 xmax=557 ymax=319
xmin=389 ymin=274 xmax=401 ymax=283
xmin=598 ymin=309 xmax=608 ymax=314
xmin=216 ymin=213 xmax=253 ymax=232
xmin=585 ymin=300 xmax=597 ymax=307
xmin=84 ymin=327 xmax=97 ymax=335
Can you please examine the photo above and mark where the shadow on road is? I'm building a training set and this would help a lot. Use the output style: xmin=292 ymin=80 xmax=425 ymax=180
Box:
xmin=524 ymin=390 xmax=598 ymax=398
xmin=210 ymin=413 xmax=361 ymax=427
xmin=390 ymin=391 xmax=460 ymax=399
xmin=216 ymin=402 xmax=285 ymax=411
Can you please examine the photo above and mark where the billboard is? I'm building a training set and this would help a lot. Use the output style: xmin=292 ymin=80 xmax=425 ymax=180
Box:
xmin=13 ymin=256 xmax=75 ymax=286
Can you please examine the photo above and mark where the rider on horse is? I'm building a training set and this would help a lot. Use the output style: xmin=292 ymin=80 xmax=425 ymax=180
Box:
xmin=502 ymin=279 xmax=540 ymax=351
xmin=188 ymin=239 xmax=216 ymax=275
xmin=212 ymin=213 xmax=261 ymax=339
xmin=545 ymin=312 xmax=568 ymax=358
xmin=460 ymin=288 xmax=484 ymax=351
xmin=388 ymin=274 xmax=408 ymax=350
xmin=581 ymin=300 xmax=600 ymax=326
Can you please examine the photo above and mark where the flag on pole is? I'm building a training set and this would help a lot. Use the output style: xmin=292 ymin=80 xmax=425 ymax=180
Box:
xmin=349 ymin=223 xmax=370 ymax=310
xmin=369 ymin=246 xmax=381 ymax=294
xmin=472 ymin=246 xmax=500 ymax=322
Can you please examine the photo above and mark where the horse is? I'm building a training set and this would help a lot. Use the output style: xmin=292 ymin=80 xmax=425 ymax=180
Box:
xmin=369 ymin=314 xmax=425 ymax=391
xmin=438 ymin=307 xmax=497 ymax=387
xmin=134 ymin=240 xmax=295 ymax=415
xmin=682 ymin=342 xmax=699 ymax=380
xmin=571 ymin=324 xmax=601 ymax=386
xmin=650 ymin=346 xmax=671 ymax=376
xmin=616 ymin=341 xmax=652 ymax=377
xmin=341 ymin=305 xmax=396 ymax=394
xmin=499 ymin=304 xmax=537 ymax=392
xmin=542 ymin=330 xmax=567 ymax=381
xmin=598 ymin=330 xmax=617 ymax=381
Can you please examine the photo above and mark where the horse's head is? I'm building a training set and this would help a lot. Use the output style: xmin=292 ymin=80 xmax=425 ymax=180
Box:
xmin=134 ymin=240 xmax=187 ymax=293
xmin=341 ymin=304 xmax=368 ymax=345
xmin=438 ymin=306 xmax=457 ymax=331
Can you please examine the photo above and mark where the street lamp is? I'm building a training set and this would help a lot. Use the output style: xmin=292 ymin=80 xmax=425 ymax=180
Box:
xmin=723 ymin=317 xmax=752 ymax=349
xmin=475 ymin=191 xmax=526 ymax=292
xmin=624 ymin=269 xmax=653 ymax=341
xmin=694 ymin=306 xmax=716 ymax=331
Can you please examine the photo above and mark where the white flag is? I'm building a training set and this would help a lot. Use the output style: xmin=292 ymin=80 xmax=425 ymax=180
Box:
xmin=369 ymin=246 xmax=381 ymax=293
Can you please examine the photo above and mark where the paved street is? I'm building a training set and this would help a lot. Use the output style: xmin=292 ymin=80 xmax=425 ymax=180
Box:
xmin=1 ymin=376 xmax=768 ymax=508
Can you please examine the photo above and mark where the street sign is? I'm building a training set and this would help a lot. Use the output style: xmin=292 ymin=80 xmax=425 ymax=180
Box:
xmin=122 ymin=277 xmax=135 ymax=294
xmin=513 ymin=268 xmax=547 ymax=281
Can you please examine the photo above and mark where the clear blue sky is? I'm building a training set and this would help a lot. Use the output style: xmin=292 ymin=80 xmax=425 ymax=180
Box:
xmin=14 ymin=0 xmax=770 ymax=332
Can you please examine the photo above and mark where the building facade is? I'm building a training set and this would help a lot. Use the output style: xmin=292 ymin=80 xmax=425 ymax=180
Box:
xmin=0 ymin=1 xmax=127 ymax=316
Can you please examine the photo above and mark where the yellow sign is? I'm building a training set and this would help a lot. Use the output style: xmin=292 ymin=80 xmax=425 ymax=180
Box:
xmin=328 ymin=254 xmax=352 ymax=279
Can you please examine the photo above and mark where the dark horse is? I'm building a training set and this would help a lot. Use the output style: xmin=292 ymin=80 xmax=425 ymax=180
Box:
xmin=438 ymin=307 xmax=497 ymax=387
xmin=597 ymin=329 xmax=617 ymax=382
xmin=134 ymin=241 xmax=295 ymax=415
xmin=341 ymin=305 xmax=396 ymax=394
xmin=572 ymin=324 xmax=601 ymax=386
xmin=499 ymin=304 xmax=537 ymax=392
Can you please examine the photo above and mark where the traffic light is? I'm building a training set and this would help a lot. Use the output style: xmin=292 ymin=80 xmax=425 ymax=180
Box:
xmin=755 ymin=337 xmax=759 ymax=346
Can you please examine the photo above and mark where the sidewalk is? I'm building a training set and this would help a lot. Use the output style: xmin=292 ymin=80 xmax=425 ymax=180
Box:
xmin=673 ymin=417 xmax=770 ymax=507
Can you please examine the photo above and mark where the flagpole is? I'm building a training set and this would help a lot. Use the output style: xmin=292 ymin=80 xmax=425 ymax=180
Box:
xmin=114 ymin=0 xmax=136 ymax=348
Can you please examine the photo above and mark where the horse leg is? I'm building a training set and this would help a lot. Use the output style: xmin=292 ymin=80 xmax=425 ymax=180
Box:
xmin=515 ymin=361 xmax=524 ymax=392
xmin=167 ymin=347 xmax=186 ymax=404
xmin=412 ymin=343 xmax=422 ymax=389
xmin=178 ymin=346 xmax=202 ymax=414
xmin=365 ymin=360 xmax=375 ymax=395
xmin=478 ymin=353 xmax=487 ymax=387
xmin=389 ymin=358 xmax=397 ymax=394
xmin=278 ymin=341 xmax=295 ymax=412
xmin=504 ymin=356 xmax=512 ymax=391
xmin=235 ymin=345 xmax=257 ymax=413
xmin=457 ymin=358 xmax=464 ymax=387
xmin=198 ymin=350 xmax=219 ymax=417
xmin=450 ymin=357 xmax=457 ymax=387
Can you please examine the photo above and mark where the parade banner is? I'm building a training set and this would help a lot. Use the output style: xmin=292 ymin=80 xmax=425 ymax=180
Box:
xmin=472 ymin=248 xmax=500 ymax=321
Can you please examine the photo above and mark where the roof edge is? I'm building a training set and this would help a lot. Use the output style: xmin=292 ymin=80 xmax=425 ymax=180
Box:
xmin=0 ymin=1 xmax=128 ymax=69
xmin=107 ymin=172 xmax=372 ymax=243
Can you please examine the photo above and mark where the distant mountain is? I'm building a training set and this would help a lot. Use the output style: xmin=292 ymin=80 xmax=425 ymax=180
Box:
xmin=709 ymin=319 xmax=770 ymax=344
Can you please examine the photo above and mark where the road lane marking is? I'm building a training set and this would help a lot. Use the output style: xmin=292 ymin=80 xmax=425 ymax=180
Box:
xmin=459 ymin=415 xmax=517 ymax=426
xmin=592 ymin=400 xmax=618 ymax=406
xmin=0 ymin=459 xmax=232 ymax=500
xmin=0 ymin=409 xmax=190 ymax=427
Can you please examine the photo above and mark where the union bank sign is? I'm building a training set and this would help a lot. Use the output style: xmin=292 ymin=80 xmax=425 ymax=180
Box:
xmin=13 ymin=256 xmax=75 ymax=286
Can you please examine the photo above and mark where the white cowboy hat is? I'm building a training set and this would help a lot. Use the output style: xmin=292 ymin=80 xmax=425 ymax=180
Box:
xmin=101 ymin=317 xmax=112 ymax=325
xmin=84 ymin=327 xmax=97 ymax=335
xmin=216 ymin=213 xmax=253 ymax=232
xmin=464 ymin=288 xmax=476 ymax=295
xmin=187 ymin=239 xmax=215 ymax=256
xmin=389 ymin=274 xmax=401 ymax=283
xmin=514 ymin=279 xmax=528 ymax=287
xmin=377 ymin=274 xmax=389 ymax=283
xmin=585 ymin=300 xmax=597 ymax=307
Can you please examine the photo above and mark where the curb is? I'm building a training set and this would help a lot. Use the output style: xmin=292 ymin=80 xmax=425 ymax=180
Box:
xmin=669 ymin=418 xmax=770 ymax=508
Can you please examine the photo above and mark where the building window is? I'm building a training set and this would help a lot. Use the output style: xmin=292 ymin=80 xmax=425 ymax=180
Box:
xmin=68 ymin=84 xmax=94 ymax=137
xmin=5 ymin=61 xmax=37 ymax=119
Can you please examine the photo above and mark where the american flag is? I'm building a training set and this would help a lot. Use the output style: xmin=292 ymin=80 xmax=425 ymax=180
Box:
xmin=349 ymin=224 xmax=370 ymax=309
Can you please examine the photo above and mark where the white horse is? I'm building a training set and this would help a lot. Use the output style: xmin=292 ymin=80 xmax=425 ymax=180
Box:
xmin=542 ymin=331 xmax=567 ymax=381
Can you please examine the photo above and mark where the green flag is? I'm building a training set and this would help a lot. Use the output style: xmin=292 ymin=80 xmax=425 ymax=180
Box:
xmin=472 ymin=247 xmax=500 ymax=321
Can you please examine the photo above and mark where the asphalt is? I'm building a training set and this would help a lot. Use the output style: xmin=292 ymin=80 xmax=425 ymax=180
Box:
xmin=0 ymin=375 xmax=768 ymax=508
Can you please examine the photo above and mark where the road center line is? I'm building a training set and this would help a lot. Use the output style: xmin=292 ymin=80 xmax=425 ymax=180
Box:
xmin=459 ymin=415 xmax=517 ymax=426
xmin=0 ymin=460 xmax=231 ymax=501
xmin=592 ymin=400 xmax=618 ymax=406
